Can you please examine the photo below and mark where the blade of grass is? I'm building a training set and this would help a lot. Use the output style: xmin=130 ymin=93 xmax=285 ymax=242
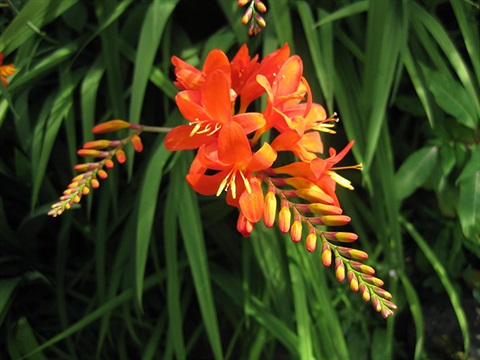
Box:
xmin=312 ymin=0 xmax=368 ymax=28
xmin=164 ymin=152 xmax=186 ymax=360
xmin=0 ymin=0 xmax=78 ymax=54
xmin=176 ymin=151 xmax=223 ymax=360
xmin=398 ymin=271 xmax=424 ymax=360
xmin=287 ymin=246 xmax=313 ymax=360
xmin=134 ymin=135 xmax=171 ymax=309
xmin=363 ymin=0 xmax=406 ymax=167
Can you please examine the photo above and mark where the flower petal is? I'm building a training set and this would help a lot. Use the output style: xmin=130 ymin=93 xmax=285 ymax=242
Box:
xmin=248 ymin=142 xmax=277 ymax=171
xmin=202 ymin=70 xmax=232 ymax=123
xmin=217 ymin=121 xmax=251 ymax=164
xmin=239 ymin=175 xmax=264 ymax=222
xmin=164 ymin=125 xmax=216 ymax=150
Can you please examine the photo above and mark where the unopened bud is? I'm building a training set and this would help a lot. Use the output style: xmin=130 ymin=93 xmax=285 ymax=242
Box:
xmin=278 ymin=205 xmax=291 ymax=233
xmin=335 ymin=256 xmax=345 ymax=281
xmin=263 ymin=191 xmax=277 ymax=228
xmin=305 ymin=229 xmax=317 ymax=252
xmin=290 ymin=218 xmax=302 ymax=242
xmin=131 ymin=134 xmax=143 ymax=152
xmin=92 ymin=120 xmax=132 ymax=134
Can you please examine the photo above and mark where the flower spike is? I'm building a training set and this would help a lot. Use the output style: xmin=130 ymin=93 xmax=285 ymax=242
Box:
xmin=48 ymin=44 xmax=397 ymax=318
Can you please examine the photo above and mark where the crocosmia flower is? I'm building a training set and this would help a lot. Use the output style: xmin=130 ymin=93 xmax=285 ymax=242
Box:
xmin=50 ymin=43 xmax=396 ymax=318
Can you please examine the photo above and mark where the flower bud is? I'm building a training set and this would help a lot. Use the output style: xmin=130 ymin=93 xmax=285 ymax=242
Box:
xmin=105 ymin=159 xmax=115 ymax=169
xmin=237 ymin=212 xmax=254 ymax=237
xmin=349 ymin=261 xmax=375 ymax=275
xmin=97 ymin=169 xmax=108 ymax=179
xmin=305 ymin=229 xmax=317 ymax=252
xmin=254 ymin=0 xmax=267 ymax=12
xmin=242 ymin=7 xmax=253 ymax=25
xmin=263 ymin=191 xmax=277 ymax=228
xmin=131 ymin=134 xmax=143 ymax=152
xmin=82 ymin=140 xmax=112 ymax=149
xmin=359 ymin=283 xmax=370 ymax=301
xmin=308 ymin=203 xmax=343 ymax=215
xmin=321 ymin=215 xmax=351 ymax=226
xmin=321 ymin=241 xmax=332 ymax=267
xmin=116 ymin=149 xmax=126 ymax=164
xmin=347 ymin=270 xmax=359 ymax=291
xmin=92 ymin=120 xmax=132 ymax=134
xmin=278 ymin=205 xmax=291 ymax=233
xmin=335 ymin=256 xmax=345 ymax=281
xmin=290 ymin=218 xmax=302 ymax=242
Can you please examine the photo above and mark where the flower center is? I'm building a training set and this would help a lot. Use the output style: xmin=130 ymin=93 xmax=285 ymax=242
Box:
xmin=216 ymin=165 xmax=252 ymax=199
xmin=189 ymin=119 xmax=222 ymax=136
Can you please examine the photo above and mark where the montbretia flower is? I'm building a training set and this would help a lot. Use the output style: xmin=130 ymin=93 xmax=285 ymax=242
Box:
xmin=186 ymin=121 xmax=276 ymax=223
xmin=164 ymin=70 xmax=265 ymax=151
xmin=0 ymin=53 xmax=16 ymax=87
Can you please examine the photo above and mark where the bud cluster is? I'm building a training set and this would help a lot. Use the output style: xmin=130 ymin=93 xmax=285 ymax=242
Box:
xmin=48 ymin=120 xmax=144 ymax=217
xmin=238 ymin=0 xmax=267 ymax=36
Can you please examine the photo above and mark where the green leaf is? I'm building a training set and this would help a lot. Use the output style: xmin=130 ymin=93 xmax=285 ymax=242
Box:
xmin=421 ymin=66 xmax=477 ymax=129
xmin=456 ymin=146 xmax=480 ymax=240
xmin=395 ymin=145 xmax=439 ymax=201
xmin=176 ymin=151 xmax=223 ymax=360
xmin=134 ymin=136 xmax=171 ymax=309
xmin=0 ymin=0 xmax=79 ymax=54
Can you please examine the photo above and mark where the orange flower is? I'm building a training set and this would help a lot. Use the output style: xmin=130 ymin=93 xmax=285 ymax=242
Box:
xmin=186 ymin=121 xmax=277 ymax=222
xmin=164 ymin=70 xmax=265 ymax=151
xmin=171 ymin=49 xmax=231 ymax=91
xmin=237 ymin=43 xmax=291 ymax=112
xmin=0 ymin=53 xmax=16 ymax=87
xmin=272 ymin=141 xmax=358 ymax=206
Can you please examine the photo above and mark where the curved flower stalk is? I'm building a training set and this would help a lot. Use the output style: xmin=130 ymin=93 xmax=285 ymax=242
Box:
xmin=48 ymin=44 xmax=397 ymax=317
xmin=48 ymin=121 xmax=168 ymax=217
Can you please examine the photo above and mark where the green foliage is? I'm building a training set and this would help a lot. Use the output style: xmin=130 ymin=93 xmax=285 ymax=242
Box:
xmin=0 ymin=0 xmax=478 ymax=359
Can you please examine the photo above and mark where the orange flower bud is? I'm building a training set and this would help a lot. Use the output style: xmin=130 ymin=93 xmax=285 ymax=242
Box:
xmin=97 ymin=169 xmax=108 ymax=179
xmin=308 ymin=203 xmax=343 ymax=215
xmin=290 ymin=219 xmax=302 ymax=242
xmin=305 ymin=230 xmax=317 ymax=252
xmin=254 ymin=14 xmax=266 ymax=28
xmin=92 ymin=120 xmax=132 ymax=134
xmin=242 ymin=7 xmax=253 ymax=25
xmin=278 ymin=205 xmax=291 ymax=233
xmin=294 ymin=186 xmax=333 ymax=204
xmin=131 ymin=134 xmax=143 ymax=152
xmin=237 ymin=212 xmax=254 ymax=237
xmin=321 ymin=215 xmax=351 ymax=226
xmin=263 ymin=191 xmax=277 ymax=228
xmin=77 ymin=149 xmax=106 ymax=158
xmin=362 ymin=275 xmax=384 ymax=287
xmin=82 ymin=186 xmax=90 ymax=195
xmin=321 ymin=242 xmax=332 ymax=267
xmin=255 ymin=0 xmax=267 ymax=12
xmin=116 ymin=149 xmax=126 ymax=164
xmin=91 ymin=178 xmax=100 ymax=188
xmin=349 ymin=261 xmax=375 ymax=275
xmin=105 ymin=159 xmax=114 ymax=169
xmin=371 ymin=295 xmax=382 ymax=312
xmin=73 ymin=164 xmax=91 ymax=172
xmin=238 ymin=0 xmax=249 ymax=5
xmin=82 ymin=140 xmax=112 ymax=149
xmin=73 ymin=194 xmax=81 ymax=203
xmin=335 ymin=256 xmax=345 ymax=281
xmin=371 ymin=286 xmax=392 ymax=300
xmin=323 ymin=231 xmax=358 ymax=243
xmin=336 ymin=246 xmax=368 ymax=260
xmin=359 ymin=283 xmax=371 ymax=301
xmin=347 ymin=270 xmax=359 ymax=291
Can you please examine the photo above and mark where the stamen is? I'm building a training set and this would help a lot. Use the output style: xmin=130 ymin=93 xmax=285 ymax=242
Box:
xmin=217 ymin=168 xmax=235 ymax=196
xmin=239 ymin=170 xmax=252 ymax=194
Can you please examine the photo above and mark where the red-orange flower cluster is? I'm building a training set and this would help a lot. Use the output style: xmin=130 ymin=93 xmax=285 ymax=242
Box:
xmin=48 ymin=44 xmax=396 ymax=317
xmin=165 ymin=44 xmax=396 ymax=317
